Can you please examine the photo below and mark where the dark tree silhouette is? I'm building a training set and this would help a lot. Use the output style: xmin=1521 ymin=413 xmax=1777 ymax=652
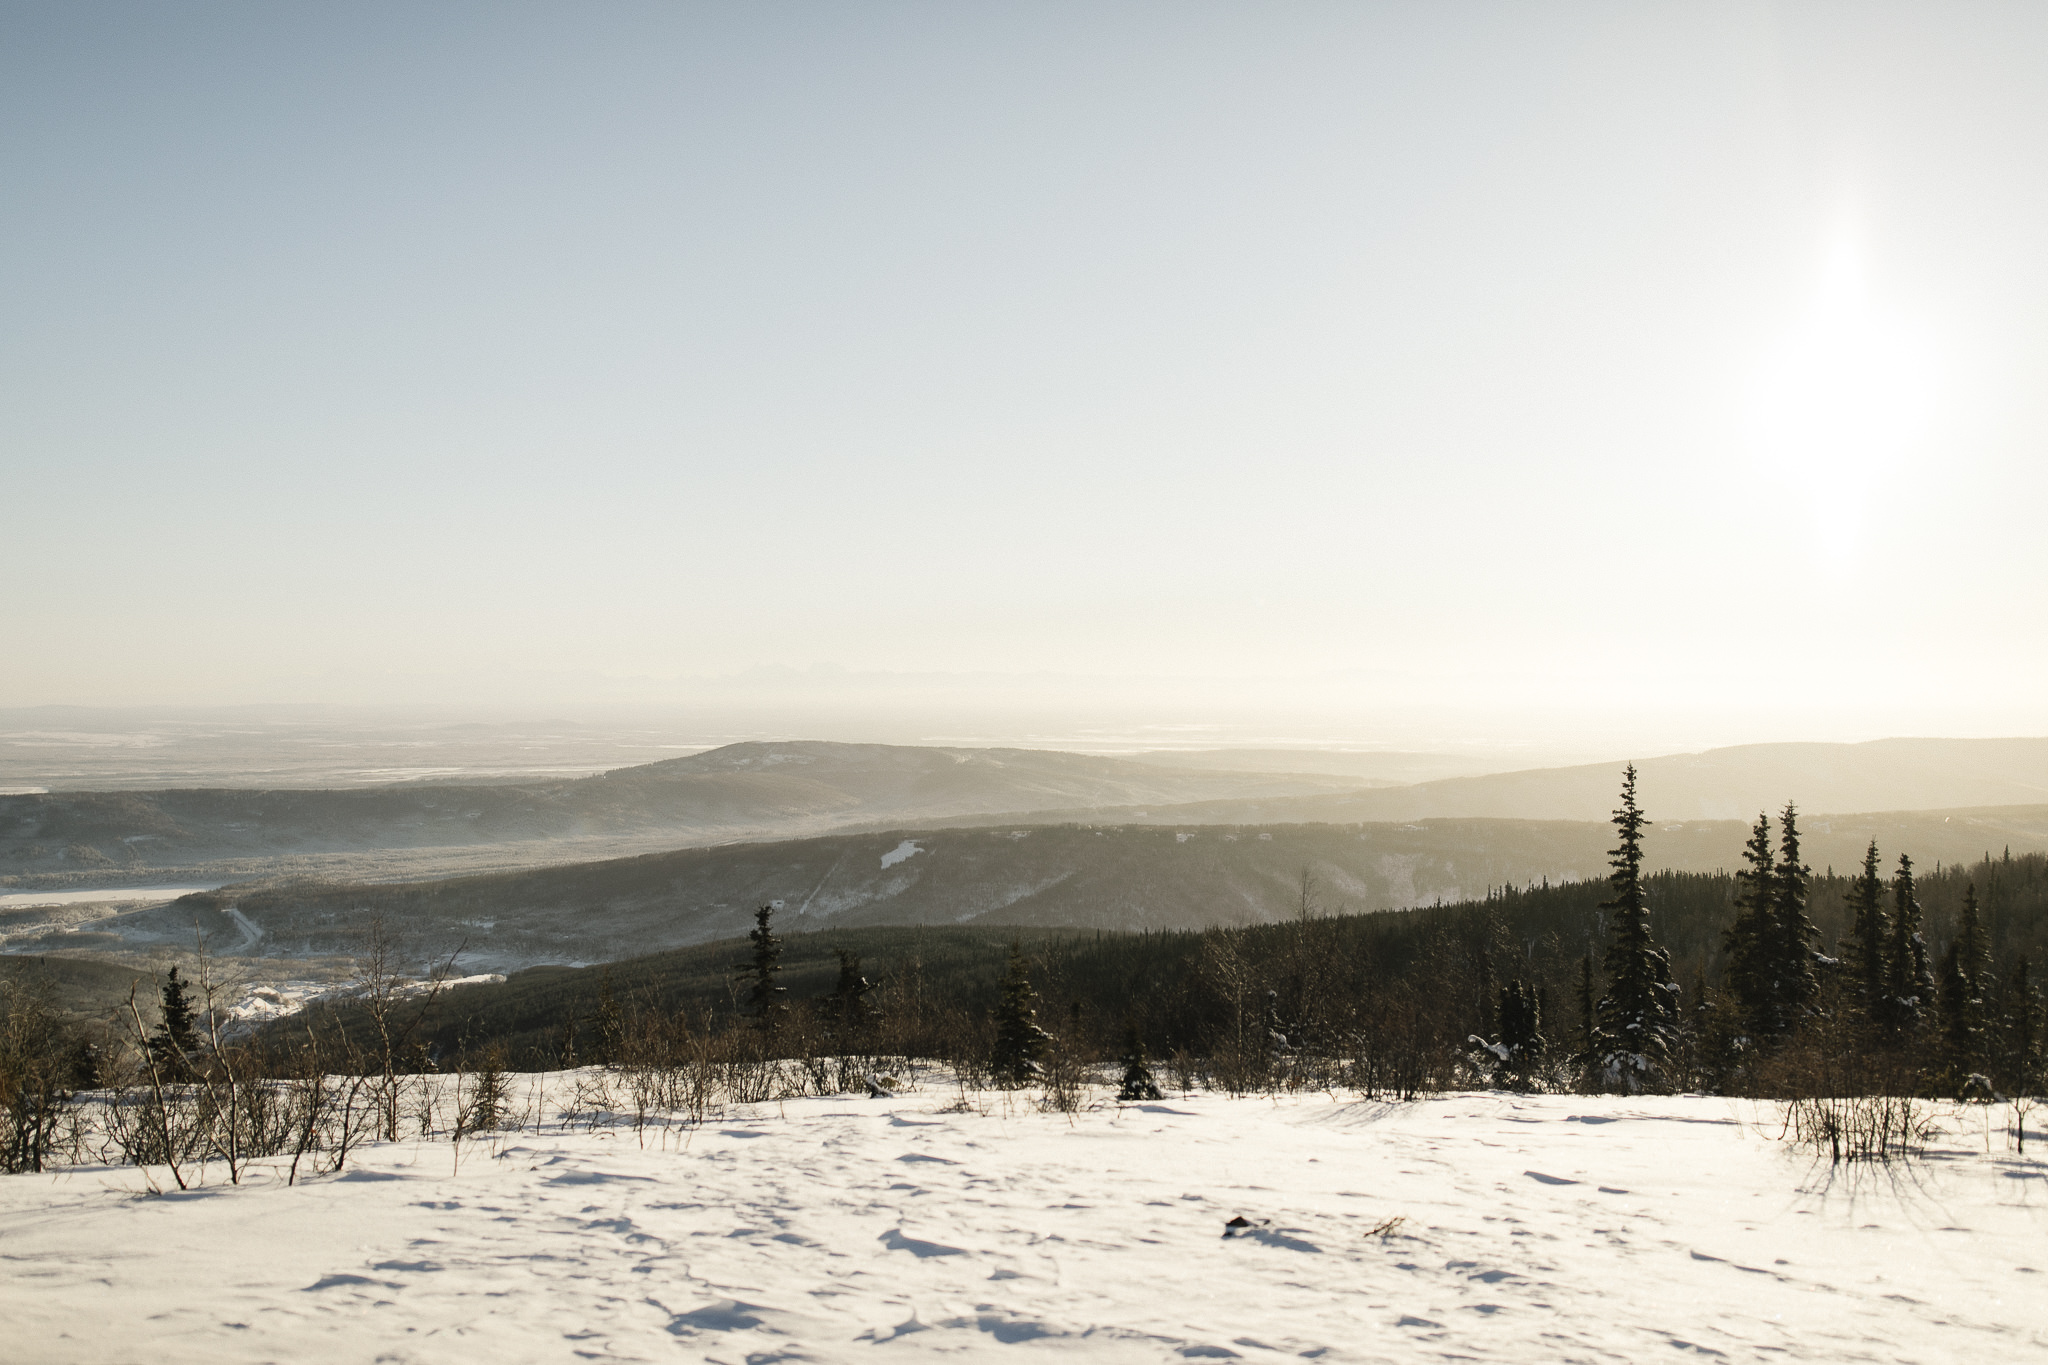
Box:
xmin=1478 ymin=979 xmax=1545 ymax=1091
xmin=1936 ymin=883 xmax=1993 ymax=1090
xmin=1116 ymin=1024 xmax=1162 ymax=1101
xmin=827 ymin=948 xmax=876 ymax=1041
xmin=1996 ymin=957 xmax=2042 ymax=1101
xmin=1722 ymin=813 xmax=1778 ymax=1047
xmin=148 ymin=965 xmax=202 ymax=1078
xmin=989 ymin=942 xmax=1053 ymax=1088
xmin=1840 ymin=840 xmax=1890 ymax=1043
xmin=1571 ymin=952 xmax=1596 ymax=1081
xmin=1884 ymin=854 xmax=1936 ymax=1045
xmin=1769 ymin=802 xmax=1822 ymax=1032
xmin=1593 ymin=765 xmax=1681 ymax=1089
xmin=732 ymin=905 xmax=788 ymax=1032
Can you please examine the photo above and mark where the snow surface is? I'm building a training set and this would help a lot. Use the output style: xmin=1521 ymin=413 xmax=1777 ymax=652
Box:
xmin=881 ymin=839 xmax=924 ymax=869
xmin=4 ymin=1085 xmax=2044 ymax=1363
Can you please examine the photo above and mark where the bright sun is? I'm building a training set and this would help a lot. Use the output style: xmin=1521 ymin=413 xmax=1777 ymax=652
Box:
xmin=1745 ymin=235 xmax=1936 ymax=562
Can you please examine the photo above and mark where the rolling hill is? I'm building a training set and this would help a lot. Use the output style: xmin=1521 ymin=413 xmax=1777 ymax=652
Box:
xmin=0 ymin=741 xmax=1364 ymax=887
xmin=7 ymin=737 xmax=2048 ymax=899
xmin=929 ymin=737 xmax=2048 ymax=830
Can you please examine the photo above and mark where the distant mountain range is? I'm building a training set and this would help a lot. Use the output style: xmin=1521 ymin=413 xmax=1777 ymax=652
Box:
xmin=5 ymin=736 xmax=2047 ymax=895
xmin=0 ymin=742 xmax=1361 ymax=886
xmin=917 ymin=737 xmax=2048 ymax=829
xmin=12 ymin=737 xmax=2048 ymax=1020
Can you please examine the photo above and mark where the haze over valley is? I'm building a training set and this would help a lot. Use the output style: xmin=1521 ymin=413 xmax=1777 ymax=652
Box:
xmin=8 ymin=732 xmax=2048 ymax=987
xmin=8 ymin=8 xmax=2048 ymax=1362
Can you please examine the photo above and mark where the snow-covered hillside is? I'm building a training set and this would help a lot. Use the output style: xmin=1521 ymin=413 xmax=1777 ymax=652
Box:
xmin=5 ymin=1084 xmax=2043 ymax=1363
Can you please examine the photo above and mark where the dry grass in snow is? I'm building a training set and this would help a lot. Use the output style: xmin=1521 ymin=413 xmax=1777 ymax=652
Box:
xmin=3 ymin=1080 xmax=2045 ymax=1363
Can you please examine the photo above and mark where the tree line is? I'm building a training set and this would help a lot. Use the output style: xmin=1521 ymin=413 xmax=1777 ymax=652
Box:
xmin=4 ymin=768 xmax=2045 ymax=1177
xmin=279 ymin=765 xmax=2043 ymax=1107
xmin=1521 ymin=765 xmax=2043 ymax=1102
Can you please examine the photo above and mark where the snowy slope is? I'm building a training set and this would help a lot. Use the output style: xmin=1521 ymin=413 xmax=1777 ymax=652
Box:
xmin=4 ymin=1086 xmax=2044 ymax=1363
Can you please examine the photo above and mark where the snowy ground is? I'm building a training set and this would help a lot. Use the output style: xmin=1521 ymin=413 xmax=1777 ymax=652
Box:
xmin=4 ymin=1082 xmax=2044 ymax=1364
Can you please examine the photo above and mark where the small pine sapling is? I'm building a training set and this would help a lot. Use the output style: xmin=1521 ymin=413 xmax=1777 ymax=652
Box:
xmin=989 ymin=942 xmax=1053 ymax=1089
xmin=1116 ymin=1024 xmax=1162 ymax=1101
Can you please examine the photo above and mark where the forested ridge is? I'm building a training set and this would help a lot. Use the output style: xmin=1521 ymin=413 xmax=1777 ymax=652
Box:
xmin=6 ymin=777 xmax=2044 ymax=1176
xmin=288 ymin=812 xmax=2047 ymax=1099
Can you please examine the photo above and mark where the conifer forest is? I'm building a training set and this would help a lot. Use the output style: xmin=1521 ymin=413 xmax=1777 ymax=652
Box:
xmin=6 ymin=768 xmax=2044 ymax=1180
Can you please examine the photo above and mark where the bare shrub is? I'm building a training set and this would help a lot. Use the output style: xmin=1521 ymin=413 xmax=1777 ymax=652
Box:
xmin=1783 ymin=1094 xmax=1939 ymax=1164
xmin=0 ymin=977 xmax=96 ymax=1174
xmin=1207 ymin=1035 xmax=1271 ymax=1096
xmin=456 ymin=1047 xmax=510 ymax=1138
xmin=1038 ymin=1043 xmax=1089 ymax=1115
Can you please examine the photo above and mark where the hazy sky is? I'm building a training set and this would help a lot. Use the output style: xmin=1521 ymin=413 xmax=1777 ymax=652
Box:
xmin=6 ymin=3 xmax=2046 ymax=751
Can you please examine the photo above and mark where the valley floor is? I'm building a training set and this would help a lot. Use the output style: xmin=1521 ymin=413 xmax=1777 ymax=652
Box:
xmin=3 ymin=1084 xmax=2043 ymax=1363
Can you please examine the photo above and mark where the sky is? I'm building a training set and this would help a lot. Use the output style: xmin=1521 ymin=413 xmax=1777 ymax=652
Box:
xmin=5 ymin=2 xmax=2047 ymax=755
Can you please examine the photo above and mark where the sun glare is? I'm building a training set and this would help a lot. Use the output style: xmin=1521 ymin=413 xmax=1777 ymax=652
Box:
xmin=1745 ymin=233 xmax=1937 ymax=566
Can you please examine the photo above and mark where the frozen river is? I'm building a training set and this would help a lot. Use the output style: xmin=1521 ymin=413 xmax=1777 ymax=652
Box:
xmin=0 ymin=884 xmax=220 ymax=909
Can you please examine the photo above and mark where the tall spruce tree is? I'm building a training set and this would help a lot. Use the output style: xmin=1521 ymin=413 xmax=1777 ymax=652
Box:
xmin=1955 ymin=882 xmax=1993 ymax=996
xmin=147 ymin=965 xmax=202 ymax=1077
xmin=827 ymin=948 xmax=877 ymax=1042
xmin=1769 ymin=802 xmax=1822 ymax=1034
xmin=989 ymin=942 xmax=1053 ymax=1088
xmin=1493 ymin=979 xmax=1545 ymax=1091
xmin=1571 ymin=952 xmax=1596 ymax=1085
xmin=1593 ymin=765 xmax=1681 ymax=1089
xmin=1936 ymin=883 xmax=1993 ymax=1089
xmin=1840 ymin=840 xmax=1890 ymax=1042
xmin=1996 ymin=957 xmax=2042 ymax=1099
xmin=732 ymin=905 xmax=788 ymax=1032
xmin=1691 ymin=967 xmax=1743 ymax=1088
xmin=1722 ymin=813 xmax=1778 ymax=1048
xmin=1937 ymin=942 xmax=1972 ymax=1091
xmin=1884 ymin=854 xmax=1937 ymax=1045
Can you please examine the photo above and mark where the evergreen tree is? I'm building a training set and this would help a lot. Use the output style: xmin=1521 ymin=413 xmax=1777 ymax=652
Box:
xmin=1995 ymin=957 xmax=2042 ymax=1099
xmin=1936 ymin=942 xmax=1973 ymax=1092
xmin=1839 ymin=840 xmax=1890 ymax=1042
xmin=594 ymin=969 xmax=625 ymax=1066
xmin=827 ymin=948 xmax=876 ymax=1042
xmin=1883 ymin=854 xmax=1937 ymax=1045
xmin=1955 ymin=881 xmax=1993 ymax=996
xmin=1593 ymin=765 xmax=1681 ymax=1089
xmin=1689 ymin=969 xmax=1743 ymax=1091
xmin=1116 ymin=1024 xmax=1163 ymax=1101
xmin=1722 ymin=813 xmax=1778 ymax=1048
xmin=989 ymin=942 xmax=1053 ymax=1088
xmin=147 ymin=965 xmax=202 ymax=1077
xmin=1493 ymin=979 xmax=1545 ymax=1091
xmin=1936 ymin=883 xmax=1992 ymax=1090
xmin=1570 ymin=952 xmax=1596 ymax=1086
xmin=732 ymin=905 xmax=788 ymax=1032
xmin=1769 ymin=802 xmax=1822 ymax=1033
